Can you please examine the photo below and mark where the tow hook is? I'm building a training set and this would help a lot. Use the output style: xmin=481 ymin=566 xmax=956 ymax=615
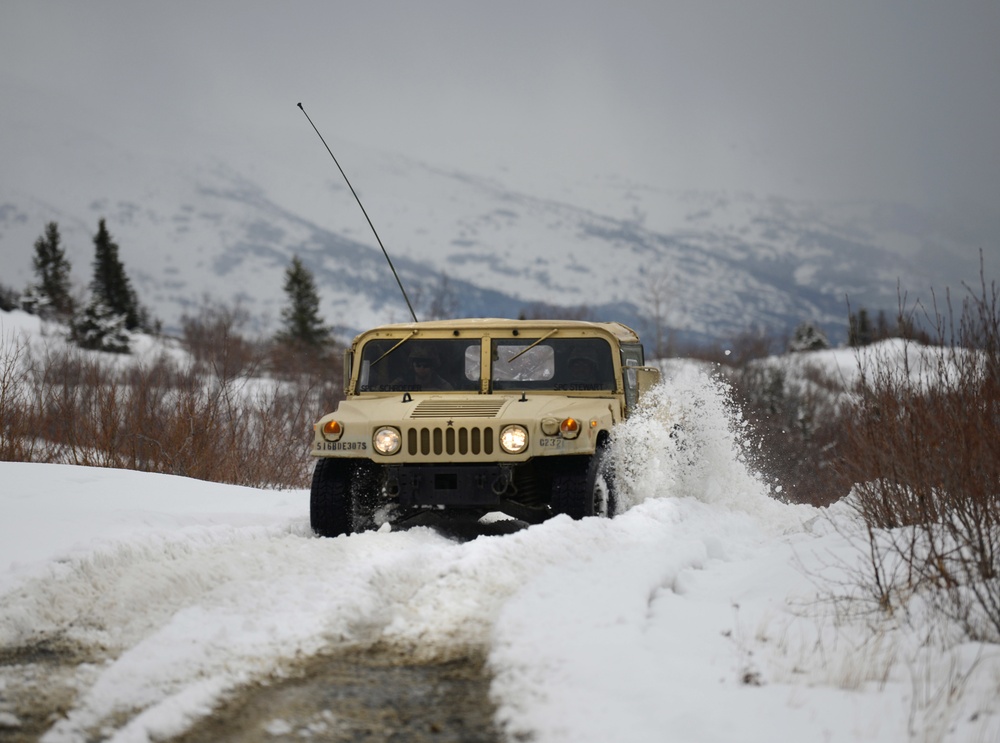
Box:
xmin=492 ymin=465 xmax=513 ymax=495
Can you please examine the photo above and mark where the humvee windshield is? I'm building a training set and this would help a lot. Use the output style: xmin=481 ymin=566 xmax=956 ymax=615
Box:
xmin=490 ymin=338 xmax=615 ymax=391
xmin=357 ymin=338 xmax=479 ymax=392
xmin=356 ymin=337 xmax=615 ymax=393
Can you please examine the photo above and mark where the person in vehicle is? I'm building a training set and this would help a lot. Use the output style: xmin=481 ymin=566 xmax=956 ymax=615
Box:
xmin=392 ymin=348 xmax=454 ymax=390
xmin=568 ymin=356 xmax=600 ymax=384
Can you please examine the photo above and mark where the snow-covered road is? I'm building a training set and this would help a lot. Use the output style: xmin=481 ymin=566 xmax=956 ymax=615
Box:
xmin=1 ymin=370 xmax=998 ymax=742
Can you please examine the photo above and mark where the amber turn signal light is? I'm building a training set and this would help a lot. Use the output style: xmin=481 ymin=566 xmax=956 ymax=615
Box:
xmin=322 ymin=420 xmax=343 ymax=441
xmin=560 ymin=417 xmax=581 ymax=439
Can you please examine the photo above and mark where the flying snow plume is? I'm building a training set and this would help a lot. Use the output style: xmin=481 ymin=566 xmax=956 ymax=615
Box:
xmin=490 ymin=364 xmax=823 ymax=743
xmin=611 ymin=361 xmax=800 ymax=529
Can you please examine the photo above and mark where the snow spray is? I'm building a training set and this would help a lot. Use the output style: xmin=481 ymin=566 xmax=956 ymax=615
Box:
xmin=610 ymin=361 xmax=797 ymax=525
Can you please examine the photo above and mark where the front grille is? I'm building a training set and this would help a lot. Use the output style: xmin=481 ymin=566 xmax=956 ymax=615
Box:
xmin=409 ymin=400 xmax=506 ymax=418
xmin=406 ymin=426 xmax=495 ymax=456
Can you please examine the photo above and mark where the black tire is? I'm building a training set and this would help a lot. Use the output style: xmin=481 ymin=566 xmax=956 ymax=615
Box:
xmin=349 ymin=461 xmax=381 ymax=532
xmin=310 ymin=458 xmax=355 ymax=537
xmin=550 ymin=446 xmax=617 ymax=520
xmin=588 ymin=445 xmax=618 ymax=518
xmin=550 ymin=456 xmax=590 ymax=519
xmin=311 ymin=458 xmax=384 ymax=537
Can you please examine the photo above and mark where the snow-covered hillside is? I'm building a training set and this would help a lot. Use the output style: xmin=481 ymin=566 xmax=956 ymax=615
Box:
xmin=1 ymin=313 xmax=998 ymax=742
xmin=0 ymin=116 xmax=978 ymax=344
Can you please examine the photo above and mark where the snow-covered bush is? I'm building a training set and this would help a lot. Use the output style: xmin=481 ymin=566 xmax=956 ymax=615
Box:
xmin=70 ymin=299 xmax=131 ymax=353
xmin=787 ymin=320 xmax=830 ymax=352
xmin=18 ymin=284 xmax=52 ymax=318
xmin=0 ymin=284 xmax=18 ymax=312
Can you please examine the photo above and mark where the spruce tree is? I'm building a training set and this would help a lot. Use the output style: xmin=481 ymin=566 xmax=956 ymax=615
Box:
xmin=27 ymin=222 xmax=75 ymax=318
xmin=90 ymin=218 xmax=141 ymax=331
xmin=0 ymin=284 xmax=18 ymax=312
xmin=848 ymin=307 xmax=874 ymax=347
xmin=71 ymin=299 xmax=130 ymax=353
xmin=788 ymin=321 xmax=830 ymax=353
xmin=277 ymin=256 xmax=331 ymax=348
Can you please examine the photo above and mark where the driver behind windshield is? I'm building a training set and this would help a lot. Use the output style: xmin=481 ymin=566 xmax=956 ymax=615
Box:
xmin=391 ymin=348 xmax=454 ymax=391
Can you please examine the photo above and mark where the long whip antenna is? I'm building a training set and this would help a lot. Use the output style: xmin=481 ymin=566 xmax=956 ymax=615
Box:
xmin=297 ymin=102 xmax=418 ymax=322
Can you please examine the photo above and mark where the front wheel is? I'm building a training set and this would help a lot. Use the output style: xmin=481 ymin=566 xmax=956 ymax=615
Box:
xmin=587 ymin=446 xmax=618 ymax=518
xmin=550 ymin=446 xmax=617 ymax=520
xmin=310 ymin=458 xmax=354 ymax=537
xmin=311 ymin=459 xmax=382 ymax=537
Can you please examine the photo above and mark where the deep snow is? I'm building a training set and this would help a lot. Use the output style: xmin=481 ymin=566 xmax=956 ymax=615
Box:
xmin=1 ymin=311 xmax=999 ymax=742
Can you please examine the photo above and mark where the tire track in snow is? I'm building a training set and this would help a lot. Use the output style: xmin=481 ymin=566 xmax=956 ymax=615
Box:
xmin=0 ymin=504 xmax=710 ymax=742
xmin=0 ymin=366 xmax=813 ymax=742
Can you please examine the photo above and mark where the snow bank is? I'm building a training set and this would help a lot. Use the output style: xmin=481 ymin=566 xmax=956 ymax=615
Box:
xmin=1 ymin=362 xmax=998 ymax=742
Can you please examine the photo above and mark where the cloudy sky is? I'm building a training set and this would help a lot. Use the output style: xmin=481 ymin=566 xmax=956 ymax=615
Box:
xmin=3 ymin=1 xmax=998 ymax=229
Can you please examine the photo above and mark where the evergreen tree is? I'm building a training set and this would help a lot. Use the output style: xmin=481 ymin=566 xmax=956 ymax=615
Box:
xmin=276 ymin=256 xmax=331 ymax=348
xmin=70 ymin=298 xmax=130 ymax=353
xmin=27 ymin=222 xmax=75 ymax=318
xmin=848 ymin=307 xmax=874 ymax=347
xmin=69 ymin=219 xmax=152 ymax=352
xmin=90 ymin=218 xmax=141 ymax=331
xmin=788 ymin=321 xmax=830 ymax=353
xmin=874 ymin=309 xmax=892 ymax=342
xmin=0 ymin=283 xmax=19 ymax=312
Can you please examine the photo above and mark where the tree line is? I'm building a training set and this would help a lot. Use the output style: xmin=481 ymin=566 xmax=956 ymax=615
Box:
xmin=5 ymin=219 xmax=157 ymax=352
xmin=3 ymin=220 xmax=333 ymax=356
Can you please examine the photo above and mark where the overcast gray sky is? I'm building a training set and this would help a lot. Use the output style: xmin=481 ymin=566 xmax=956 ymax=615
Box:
xmin=3 ymin=1 xmax=999 ymax=224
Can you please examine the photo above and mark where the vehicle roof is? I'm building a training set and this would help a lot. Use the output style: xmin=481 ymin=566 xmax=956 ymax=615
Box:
xmin=352 ymin=318 xmax=641 ymax=344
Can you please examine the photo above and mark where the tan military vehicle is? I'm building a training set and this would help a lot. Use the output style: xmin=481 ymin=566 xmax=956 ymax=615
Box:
xmin=309 ymin=318 xmax=661 ymax=536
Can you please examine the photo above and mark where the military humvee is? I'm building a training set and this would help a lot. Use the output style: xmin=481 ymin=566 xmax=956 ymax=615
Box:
xmin=309 ymin=318 xmax=661 ymax=536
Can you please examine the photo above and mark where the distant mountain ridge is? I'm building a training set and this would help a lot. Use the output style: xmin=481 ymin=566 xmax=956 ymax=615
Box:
xmin=0 ymin=127 xmax=975 ymax=346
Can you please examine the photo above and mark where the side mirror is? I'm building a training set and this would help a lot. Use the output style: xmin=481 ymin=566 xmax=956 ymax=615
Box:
xmin=635 ymin=366 xmax=660 ymax=399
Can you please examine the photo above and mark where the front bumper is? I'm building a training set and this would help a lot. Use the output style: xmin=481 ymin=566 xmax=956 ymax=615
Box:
xmin=386 ymin=464 xmax=512 ymax=507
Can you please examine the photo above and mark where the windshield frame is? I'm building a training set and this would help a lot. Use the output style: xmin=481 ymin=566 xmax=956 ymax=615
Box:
xmin=349 ymin=329 xmax=623 ymax=396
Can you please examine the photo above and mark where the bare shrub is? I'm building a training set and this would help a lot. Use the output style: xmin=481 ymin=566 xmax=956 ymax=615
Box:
xmin=181 ymin=300 xmax=262 ymax=380
xmin=841 ymin=265 xmax=1000 ymax=641
xmin=727 ymin=357 xmax=851 ymax=506
xmin=2 ymin=305 xmax=346 ymax=489
xmin=0 ymin=331 xmax=35 ymax=461
xmin=28 ymin=349 xmax=321 ymax=487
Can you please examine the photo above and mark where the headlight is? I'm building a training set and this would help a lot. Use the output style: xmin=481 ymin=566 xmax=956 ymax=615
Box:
xmin=499 ymin=424 xmax=529 ymax=454
xmin=373 ymin=426 xmax=401 ymax=455
xmin=321 ymin=419 xmax=343 ymax=442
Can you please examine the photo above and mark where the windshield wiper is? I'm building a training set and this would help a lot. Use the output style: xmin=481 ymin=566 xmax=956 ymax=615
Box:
xmin=371 ymin=330 xmax=417 ymax=367
xmin=506 ymin=328 xmax=558 ymax=363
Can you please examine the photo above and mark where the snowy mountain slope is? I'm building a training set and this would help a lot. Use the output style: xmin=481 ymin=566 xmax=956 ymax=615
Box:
xmin=0 ymin=116 xmax=977 ymax=343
